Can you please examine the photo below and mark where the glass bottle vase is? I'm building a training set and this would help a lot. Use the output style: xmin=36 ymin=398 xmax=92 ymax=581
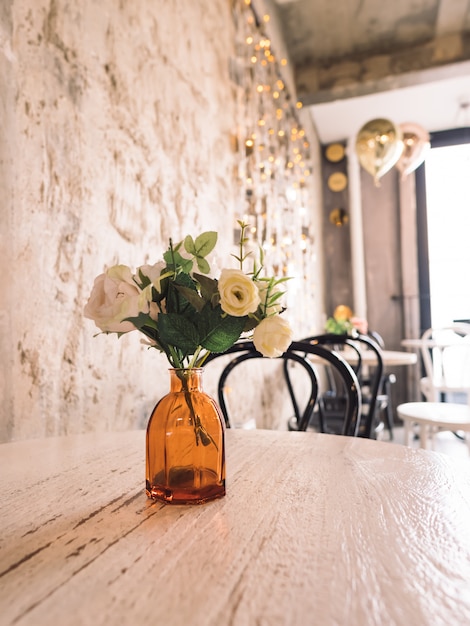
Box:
xmin=146 ymin=368 xmax=226 ymax=504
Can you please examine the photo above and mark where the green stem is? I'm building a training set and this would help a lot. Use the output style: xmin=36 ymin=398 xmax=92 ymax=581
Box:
xmin=176 ymin=369 xmax=217 ymax=449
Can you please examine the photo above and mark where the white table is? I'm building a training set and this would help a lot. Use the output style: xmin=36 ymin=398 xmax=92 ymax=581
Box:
xmin=1 ymin=429 xmax=470 ymax=625
xmin=402 ymin=337 xmax=468 ymax=349
xmin=398 ymin=401 xmax=470 ymax=450
xmin=308 ymin=347 xmax=417 ymax=368
xmin=344 ymin=348 xmax=417 ymax=367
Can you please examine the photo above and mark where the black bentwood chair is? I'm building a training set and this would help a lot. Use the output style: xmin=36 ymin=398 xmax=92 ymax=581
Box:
xmin=287 ymin=333 xmax=384 ymax=439
xmin=204 ymin=340 xmax=362 ymax=437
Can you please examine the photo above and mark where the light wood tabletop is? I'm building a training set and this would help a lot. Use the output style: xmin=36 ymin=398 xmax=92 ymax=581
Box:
xmin=1 ymin=429 xmax=470 ymax=626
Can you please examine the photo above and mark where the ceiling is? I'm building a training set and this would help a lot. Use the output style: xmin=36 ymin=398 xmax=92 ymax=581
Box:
xmin=271 ymin=0 xmax=470 ymax=143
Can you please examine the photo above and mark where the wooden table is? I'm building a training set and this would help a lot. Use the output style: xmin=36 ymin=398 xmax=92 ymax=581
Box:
xmin=1 ymin=429 xmax=470 ymax=625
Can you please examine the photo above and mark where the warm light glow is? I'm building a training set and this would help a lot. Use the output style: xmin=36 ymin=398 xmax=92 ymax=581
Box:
xmin=286 ymin=187 xmax=297 ymax=201
xmin=233 ymin=0 xmax=314 ymax=307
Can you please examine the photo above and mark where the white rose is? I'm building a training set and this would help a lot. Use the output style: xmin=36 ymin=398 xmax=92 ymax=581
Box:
xmin=218 ymin=269 xmax=261 ymax=317
xmin=84 ymin=265 xmax=144 ymax=333
xmin=253 ymin=315 xmax=293 ymax=358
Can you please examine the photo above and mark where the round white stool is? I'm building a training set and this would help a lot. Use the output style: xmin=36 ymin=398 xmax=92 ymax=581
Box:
xmin=397 ymin=402 xmax=470 ymax=451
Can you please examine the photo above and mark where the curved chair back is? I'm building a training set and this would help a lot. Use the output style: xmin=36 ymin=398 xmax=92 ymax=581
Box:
xmin=204 ymin=340 xmax=361 ymax=436
xmin=292 ymin=334 xmax=383 ymax=439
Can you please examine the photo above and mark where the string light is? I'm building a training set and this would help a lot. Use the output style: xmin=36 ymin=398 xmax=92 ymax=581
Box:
xmin=232 ymin=0 xmax=314 ymax=293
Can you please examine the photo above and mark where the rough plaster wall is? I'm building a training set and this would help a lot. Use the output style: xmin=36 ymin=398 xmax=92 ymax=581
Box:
xmin=0 ymin=0 xmax=324 ymax=442
xmin=1 ymin=0 xmax=239 ymax=442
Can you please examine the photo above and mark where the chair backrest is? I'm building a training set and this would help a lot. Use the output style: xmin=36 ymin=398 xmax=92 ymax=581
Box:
xmin=419 ymin=325 xmax=470 ymax=400
xmin=294 ymin=333 xmax=384 ymax=439
xmin=204 ymin=340 xmax=362 ymax=436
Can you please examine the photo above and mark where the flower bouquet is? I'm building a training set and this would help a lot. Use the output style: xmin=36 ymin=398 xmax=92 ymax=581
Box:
xmin=84 ymin=222 xmax=293 ymax=504
xmin=325 ymin=305 xmax=368 ymax=336
xmin=84 ymin=222 xmax=293 ymax=365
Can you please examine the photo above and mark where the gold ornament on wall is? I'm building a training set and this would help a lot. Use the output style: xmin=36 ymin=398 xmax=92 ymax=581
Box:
xmin=329 ymin=208 xmax=349 ymax=227
xmin=325 ymin=143 xmax=345 ymax=163
xmin=327 ymin=172 xmax=348 ymax=192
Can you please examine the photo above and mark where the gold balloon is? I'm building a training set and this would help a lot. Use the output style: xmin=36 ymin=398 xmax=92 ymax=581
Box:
xmin=355 ymin=118 xmax=403 ymax=186
xmin=395 ymin=122 xmax=430 ymax=179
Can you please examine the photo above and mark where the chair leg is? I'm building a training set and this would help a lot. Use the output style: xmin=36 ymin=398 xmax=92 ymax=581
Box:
xmin=384 ymin=401 xmax=394 ymax=440
xmin=419 ymin=424 xmax=431 ymax=450
xmin=381 ymin=377 xmax=395 ymax=440
xmin=404 ymin=418 xmax=414 ymax=447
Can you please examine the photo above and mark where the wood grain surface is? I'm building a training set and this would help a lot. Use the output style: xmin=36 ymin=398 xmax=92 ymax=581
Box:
xmin=1 ymin=429 xmax=470 ymax=626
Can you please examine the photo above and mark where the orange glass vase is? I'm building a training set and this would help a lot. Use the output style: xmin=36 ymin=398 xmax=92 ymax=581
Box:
xmin=146 ymin=368 xmax=226 ymax=504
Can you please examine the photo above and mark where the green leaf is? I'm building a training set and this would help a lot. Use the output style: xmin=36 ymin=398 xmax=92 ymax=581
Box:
xmin=243 ymin=316 xmax=259 ymax=332
xmin=195 ymin=256 xmax=210 ymax=274
xmin=184 ymin=235 xmax=196 ymax=255
xmin=267 ymin=291 xmax=284 ymax=306
xmin=197 ymin=305 xmax=246 ymax=352
xmin=162 ymin=271 xmax=197 ymax=315
xmin=193 ymin=232 xmax=217 ymax=257
xmin=193 ymin=273 xmax=219 ymax=302
xmin=158 ymin=313 xmax=200 ymax=354
xmin=125 ymin=312 xmax=158 ymax=332
xmin=136 ymin=269 xmax=152 ymax=288
xmin=174 ymin=284 xmax=206 ymax=312
xmin=163 ymin=250 xmax=193 ymax=274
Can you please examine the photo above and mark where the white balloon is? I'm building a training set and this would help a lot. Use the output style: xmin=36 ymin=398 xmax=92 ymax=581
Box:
xmin=396 ymin=122 xmax=430 ymax=178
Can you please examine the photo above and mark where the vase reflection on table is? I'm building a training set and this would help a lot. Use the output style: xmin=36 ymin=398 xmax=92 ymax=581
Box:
xmin=146 ymin=368 xmax=226 ymax=504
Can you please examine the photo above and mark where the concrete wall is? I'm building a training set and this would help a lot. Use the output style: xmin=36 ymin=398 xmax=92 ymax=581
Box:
xmin=0 ymin=0 xmax=323 ymax=441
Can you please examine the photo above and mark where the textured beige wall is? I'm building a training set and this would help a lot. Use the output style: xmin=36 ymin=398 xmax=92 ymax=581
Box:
xmin=0 ymin=0 xmax=323 ymax=442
